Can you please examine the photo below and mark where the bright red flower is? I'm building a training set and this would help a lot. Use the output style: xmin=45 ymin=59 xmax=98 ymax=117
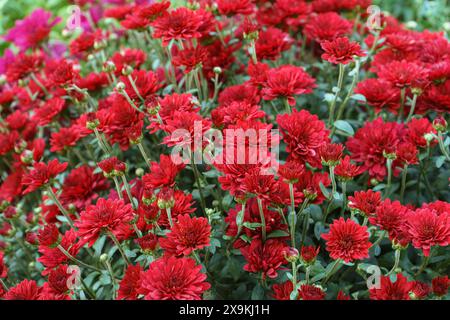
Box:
xmin=348 ymin=190 xmax=382 ymax=217
xmin=4 ymin=279 xmax=41 ymax=300
xmin=98 ymin=157 xmax=127 ymax=175
xmin=337 ymin=291 xmax=351 ymax=300
xmin=69 ymin=31 xmax=101 ymax=57
xmin=322 ymin=218 xmax=371 ymax=263
xmin=369 ymin=274 xmax=412 ymax=300
xmin=354 ymin=79 xmax=400 ymax=113
xmin=37 ymin=224 xmax=60 ymax=247
xmin=60 ymin=165 xmax=110 ymax=211
xmin=38 ymin=230 xmax=81 ymax=273
xmin=319 ymin=143 xmax=344 ymax=166
xmin=143 ymin=154 xmax=185 ymax=191
xmin=277 ymin=109 xmax=329 ymax=167
xmin=335 ymin=156 xmax=363 ymax=181
xmin=370 ymin=199 xmax=409 ymax=241
xmin=22 ymin=159 xmax=68 ymax=194
xmin=272 ymin=281 xmax=293 ymax=300
xmin=49 ymin=60 xmax=76 ymax=87
xmin=138 ymin=256 xmax=210 ymax=300
xmin=217 ymin=0 xmax=255 ymax=16
xmin=241 ymin=239 xmax=288 ymax=279
xmin=346 ymin=118 xmax=405 ymax=180
xmin=298 ymin=284 xmax=326 ymax=300
xmin=151 ymin=8 xmax=202 ymax=45
xmin=262 ymin=65 xmax=316 ymax=106
xmin=33 ymin=97 xmax=65 ymax=126
xmin=376 ymin=60 xmax=429 ymax=89
xmin=172 ymin=45 xmax=209 ymax=74
xmin=301 ymin=245 xmax=320 ymax=264
xmin=255 ymin=27 xmax=292 ymax=61
xmin=50 ymin=127 xmax=81 ymax=152
xmin=0 ymin=252 xmax=7 ymax=278
xmin=119 ymin=70 xmax=160 ymax=102
xmin=304 ymin=12 xmax=352 ymax=42
xmin=406 ymin=208 xmax=450 ymax=256
xmin=321 ymin=37 xmax=365 ymax=65
xmin=76 ymin=198 xmax=135 ymax=246
xmin=432 ymin=276 xmax=449 ymax=297
xmin=6 ymin=52 xmax=42 ymax=81
xmin=118 ymin=264 xmax=142 ymax=300
xmin=410 ymin=281 xmax=430 ymax=299
xmin=422 ymin=201 xmax=450 ymax=216
xmin=406 ymin=118 xmax=436 ymax=148
xmin=159 ymin=214 xmax=211 ymax=256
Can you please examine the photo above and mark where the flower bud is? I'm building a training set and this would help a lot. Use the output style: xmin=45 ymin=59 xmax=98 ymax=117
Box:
xmin=301 ymin=245 xmax=320 ymax=265
xmin=103 ymin=61 xmax=116 ymax=73
xmin=20 ymin=150 xmax=34 ymax=165
xmin=283 ymin=247 xmax=299 ymax=263
xmin=115 ymin=82 xmax=126 ymax=92
xmin=122 ymin=65 xmax=134 ymax=76
xmin=99 ymin=253 xmax=109 ymax=263
xmin=433 ymin=116 xmax=447 ymax=133
xmin=213 ymin=66 xmax=222 ymax=74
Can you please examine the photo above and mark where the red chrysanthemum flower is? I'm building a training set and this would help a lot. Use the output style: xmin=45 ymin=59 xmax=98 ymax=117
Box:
xmin=22 ymin=159 xmax=68 ymax=194
xmin=37 ymin=224 xmax=60 ymax=247
xmin=348 ymin=190 xmax=382 ymax=217
xmin=138 ymin=256 xmax=210 ymax=300
xmin=6 ymin=52 xmax=43 ymax=81
xmin=159 ymin=214 xmax=211 ymax=256
xmin=410 ymin=281 xmax=430 ymax=299
xmin=376 ymin=60 xmax=429 ymax=90
xmin=4 ymin=279 xmax=41 ymax=300
xmin=118 ymin=264 xmax=143 ymax=300
xmin=38 ymin=230 xmax=81 ymax=273
xmin=119 ymin=70 xmax=161 ymax=102
xmin=172 ymin=45 xmax=209 ymax=74
xmin=406 ymin=118 xmax=436 ymax=148
xmin=142 ymin=154 xmax=185 ymax=191
xmin=301 ymin=245 xmax=320 ymax=264
xmin=369 ymin=274 xmax=412 ymax=300
xmin=335 ymin=156 xmax=363 ymax=181
xmin=33 ymin=97 xmax=65 ymax=126
xmin=217 ymin=0 xmax=255 ymax=16
xmin=321 ymin=37 xmax=366 ymax=65
xmin=303 ymin=12 xmax=352 ymax=42
xmin=98 ymin=157 xmax=127 ymax=175
xmin=298 ymin=284 xmax=326 ymax=300
xmin=432 ymin=276 xmax=449 ymax=297
xmin=346 ymin=118 xmax=405 ymax=180
xmin=319 ymin=143 xmax=344 ymax=166
xmin=337 ymin=291 xmax=351 ymax=300
xmin=0 ymin=252 xmax=8 ymax=278
xmin=354 ymin=79 xmax=400 ymax=113
xmin=255 ymin=27 xmax=292 ymax=61
xmin=370 ymin=199 xmax=410 ymax=241
xmin=422 ymin=201 xmax=450 ymax=216
xmin=262 ymin=65 xmax=316 ymax=106
xmin=272 ymin=281 xmax=293 ymax=300
xmin=406 ymin=208 xmax=450 ymax=256
xmin=151 ymin=8 xmax=202 ymax=46
xmin=322 ymin=217 xmax=371 ymax=263
xmin=241 ymin=239 xmax=288 ymax=279
xmin=277 ymin=109 xmax=329 ymax=167
xmin=76 ymin=198 xmax=135 ymax=246
xmin=50 ymin=127 xmax=81 ymax=152
xmin=49 ymin=59 xmax=76 ymax=87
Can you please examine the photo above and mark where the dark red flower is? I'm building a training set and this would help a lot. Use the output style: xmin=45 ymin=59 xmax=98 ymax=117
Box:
xmin=0 ymin=252 xmax=7 ymax=278
xmin=277 ymin=109 xmax=329 ymax=167
xmin=159 ymin=214 xmax=211 ymax=256
xmin=241 ymin=239 xmax=288 ymax=279
xmin=406 ymin=208 xmax=450 ymax=256
xmin=37 ymin=224 xmax=60 ymax=247
xmin=304 ymin=12 xmax=352 ymax=42
xmin=298 ymin=284 xmax=326 ymax=300
xmin=143 ymin=154 xmax=185 ymax=191
xmin=262 ymin=65 xmax=316 ymax=106
xmin=6 ymin=52 xmax=42 ymax=81
xmin=49 ymin=60 xmax=76 ymax=87
xmin=272 ymin=281 xmax=293 ymax=300
xmin=69 ymin=31 xmax=101 ymax=57
xmin=151 ymin=8 xmax=202 ymax=46
xmin=172 ymin=45 xmax=209 ymax=74
xmin=321 ymin=37 xmax=365 ymax=65
xmin=335 ymin=156 xmax=363 ymax=181
xmin=135 ymin=233 xmax=159 ymax=253
xmin=38 ymin=230 xmax=81 ymax=273
xmin=348 ymin=190 xmax=382 ymax=217
xmin=320 ymin=143 xmax=344 ymax=166
xmin=50 ymin=127 xmax=81 ymax=152
xmin=301 ymin=245 xmax=320 ymax=264
xmin=22 ymin=159 xmax=68 ymax=194
xmin=322 ymin=218 xmax=371 ymax=263
xmin=370 ymin=199 xmax=410 ymax=241
xmin=4 ymin=279 xmax=41 ymax=300
xmin=138 ymin=256 xmax=210 ymax=300
xmin=119 ymin=70 xmax=161 ymax=102
xmin=255 ymin=27 xmax=292 ymax=61
xmin=369 ymin=274 xmax=412 ymax=300
xmin=98 ymin=157 xmax=127 ymax=175
xmin=354 ymin=79 xmax=400 ymax=113
xmin=376 ymin=60 xmax=429 ymax=90
xmin=118 ymin=264 xmax=142 ymax=300
xmin=217 ymin=0 xmax=255 ymax=16
xmin=337 ymin=291 xmax=351 ymax=300
xmin=406 ymin=118 xmax=436 ymax=148
xmin=410 ymin=281 xmax=430 ymax=299
xmin=76 ymin=198 xmax=134 ymax=246
xmin=432 ymin=276 xmax=449 ymax=297
xmin=33 ymin=97 xmax=65 ymax=126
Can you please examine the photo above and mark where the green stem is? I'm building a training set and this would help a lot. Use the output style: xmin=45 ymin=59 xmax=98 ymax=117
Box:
xmin=30 ymin=73 xmax=49 ymax=96
xmin=166 ymin=207 xmax=173 ymax=228
xmin=384 ymin=158 xmax=393 ymax=198
xmin=137 ymin=142 xmax=151 ymax=169
xmin=284 ymin=98 xmax=292 ymax=114
xmin=46 ymin=186 xmax=76 ymax=230
xmin=400 ymin=165 xmax=408 ymax=203
xmin=191 ymin=156 xmax=207 ymax=216
xmin=121 ymin=175 xmax=136 ymax=209
xmin=405 ymin=94 xmax=418 ymax=123
xmin=414 ymin=254 xmax=430 ymax=277
xmin=57 ymin=245 xmax=102 ymax=272
xmin=305 ymin=266 xmax=311 ymax=284
xmin=397 ymin=88 xmax=406 ymax=122
xmin=328 ymin=64 xmax=346 ymax=128
xmin=127 ymin=75 xmax=145 ymax=103
xmin=108 ymin=231 xmax=131 ymax=266
xmin=288 ymin=183 xmax=297 ymax=248
xmin=437 ymin=132 xmax=450 ymax=161
xmin=300 ymin=210 xmax=310 ymax=250
xmin=113 ymin=177 xmax=123 ymax=199
xmin=256 ymin=197 xmax=267 ymax=242
xmin=249 ymin=39 xmax=258 ymax=64
xmin=340 ymin=181 xmax=347 ymax=216
xmin=329 ymin=166 xmax=337 ymax=197
xmin=322 ymin=259 xmax=342 ymax=285
xmin=387 ymin=249 xmax=401 ymax=275
xmin=370 ymin=231 xmax=386 ymax=248
xmin=0 ymin=279 xmax=9 ymax=291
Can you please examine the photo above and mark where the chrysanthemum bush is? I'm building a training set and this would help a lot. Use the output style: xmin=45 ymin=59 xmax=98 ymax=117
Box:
xmin=0 ymin=0 xmax=449 ymax=300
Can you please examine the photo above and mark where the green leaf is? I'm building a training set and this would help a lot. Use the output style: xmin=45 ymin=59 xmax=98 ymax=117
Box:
xmin=435 ymin=156 xmax=446 ymax=168
xmin=333 ymin=120 xmax=354 ymax=135
xmin=268 ymin=230 xmax=289 ymax=238
xmin=351 ymin=93 xmax=366 ymax=102
xmin=319 ymin=181 xmax=330 ymax=199
xmin=251 ymin=283 xmax=265 ymax=300
xmin=243 ymin=222 xmax=262 ymax=230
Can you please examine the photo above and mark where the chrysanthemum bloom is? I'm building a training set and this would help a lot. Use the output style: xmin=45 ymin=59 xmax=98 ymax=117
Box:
xmin=159 ymin=214 xmax=211 ymax=256
xmin=21 ymin=159 xmax=68 ymax=194
xmin=217 ymin=0 xmax=255 ymax=16
xmin=50 ymin=127 xmax=81 ymax=153
xmin=172 ymin=46 xmax=209 ymax=74
xmin=98 ymin=157 xmax=127 ymax=176
xmin=278 ymin=160 xmax=306 ymax=184
xmin=4 ymin=279 xmax=41 ymax=300
xmin=322 ymin=218 xmax=371 ymax=263
xmin=76 ymin=198 xmax=135 ymax=246
xmin=337 ymin=291 xmax=351 ymax=300
xmin=118 ymin=264 xmax=142 ymax=300
xmin=396 ymin=142 xmax=419 ymax=166
xmin=6 ymin=52 xmax=43 ymax=81
xmin=376 ymin=60 xmax=430 ymax=90
xmin=410 ymin=281 xmax=430 ymax=300
xmin=142 ymin=154 xmax=185 ymax=190
xmin=262 ymin=65 xmax=316 ymax=106
xmin=319 ymin=143 xmax=344 ymax=166
xmin=37 ymin=224 xmax=60 ymax=247
xmin=406 ymin=208 xmax=450 ymax=256
xmin=49 ymin=60 xmax=76 ymax=87
xmin=69 ymin=31 xmax=101 ymax=58
xmin=335 ymin=156 xmax=363 ymax=181
xmin=370 ymin=199 xmax=410 ymax=241
xmin=321 ymin=37 xmax=366 ymax=65
xmin=255 ymin=27 xmax=292 ymax=61
xmin=212 ymin=101 xmax=266 ymax=128
xmin=348 ymin=190 xmax=382 ymax=217
xmin=346 ymin=118 xmax=404 ymax=180
xmin=298 ymin=284 xmax=326 ymax=300
xmin=369 ymin=274 xmax=412 ymax=300
xmin=38 ymin=230 xmax=81 ymax=273
xmin=33 ymin=97 xmax=65 ymax=126
xmin=135 ymin=233 xmax=159 ymax=253
xmin=354 ymin=79 xmax=400 ymax=114
xmin=301 ymin=245 xmax=320 ymax=265
xmin=119 ymin=70 xmax=161 ymax=102
xmin=422 ymin=201 xmax=450 ymax=216
xmin=241 ymin=239 xmax=288 ymax=279
xmin=151 ymin=8 xmax=202 ymax=45
xmin=60 ymin=165 xmax=110 ymax=211
xmin=432 ymin=276 xmax=449 ymax=297
xmin=406 ymin=118 xmax=436 ymax=148
xmin=4 ymin=9 xmax=60 ymax=50
xmin=0 ymin=252 xmax=8 ymax=278
xmin=303 ymin=12 xmax=352 ymax=42
xmin=277 ymin=109 xmax=329 ymax=167
xmin=272 ymin=281 xmax=293 ymax=300
xmin=39 ymin=265 xmax=72 ymax=300
xmin=138 ymin=256 xmax=210 ymax=300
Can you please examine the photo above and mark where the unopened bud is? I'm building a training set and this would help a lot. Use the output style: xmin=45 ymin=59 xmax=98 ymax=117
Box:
xmin=122 ymin=65 xmax=133 ymax=76
xmin=135 ymin=168 xmax=145 ymax=177
xmin=99 ymin=253 xmax=109 ymax=263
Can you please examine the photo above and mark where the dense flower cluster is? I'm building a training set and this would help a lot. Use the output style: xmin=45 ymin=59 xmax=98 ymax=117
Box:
xmin=0 ymin=0 xmax=448 ymax=301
